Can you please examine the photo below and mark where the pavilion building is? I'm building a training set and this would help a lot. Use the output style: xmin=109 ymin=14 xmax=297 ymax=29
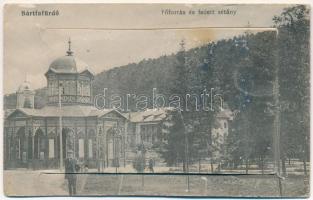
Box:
xmin=4 ymin=40 xmax=128 ymax=169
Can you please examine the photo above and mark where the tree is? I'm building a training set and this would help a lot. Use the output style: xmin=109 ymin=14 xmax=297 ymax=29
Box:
xmin=132 ymin=146 xmax=146 ymax=188
xmin=158 ymin=110 xmax=186 ymax=169
xmin=133 ymin=150 xmax=145 ymax=173
xmin=274 ymin=5 xmax=310 ymax=175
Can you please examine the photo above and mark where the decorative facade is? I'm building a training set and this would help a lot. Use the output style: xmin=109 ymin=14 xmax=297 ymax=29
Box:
xmin=126 ymin=108 xmax=172 ymax=166
xmin=4 ymin=40 xmax=128 ymax=170
xmin=45 ymin=40 xmax=93 ymax=106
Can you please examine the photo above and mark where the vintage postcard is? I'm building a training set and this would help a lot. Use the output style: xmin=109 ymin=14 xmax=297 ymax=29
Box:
xmin=3 ymin=3 xmax=310 ymax=197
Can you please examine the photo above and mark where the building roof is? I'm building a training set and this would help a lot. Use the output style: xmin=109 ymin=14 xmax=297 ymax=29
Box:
xmin=6 ymin=105 xmax=126 ymax=119
xmin=4 ymin=109 xmax=15 ymax=118
xmin=48 ymin=55 xmax=78 ymax=74
xmin=46 ymin=55 xmax=94 ymax=78
xmin=129 ymin=108 xmax=173 ymax=123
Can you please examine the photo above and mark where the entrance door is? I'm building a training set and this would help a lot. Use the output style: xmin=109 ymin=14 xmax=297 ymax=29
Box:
xmin=106 ymin=127 xmax=122 ymax=167
xmin=62 ymin=128 xmax=75 ymax=159
xmin=16 ymin=127 xmax=28 ymax=168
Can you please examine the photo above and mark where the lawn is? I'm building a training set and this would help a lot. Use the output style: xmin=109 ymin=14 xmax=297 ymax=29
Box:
xmin=81 ymin=173 xmax=309 ymax=197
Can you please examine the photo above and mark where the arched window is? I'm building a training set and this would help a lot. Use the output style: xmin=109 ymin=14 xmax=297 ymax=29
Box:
xmin=28 ymin=130 xmax=33 ymax=159
xmin=82 ymin=81 xmax=86 ymax=96
xmin=34 ymin=129 xmax=45 ymax=160
xmin=58 ymin=81 xmax=65 ymax=95
xmin=77 ymin=81 xmax=83 ymax=95
xmin=88 ymin=129 xmax=96 ymax=158
xmin=48 ymin=138 xmax=55 ymax=158
xmin=16 ymin=127 xmax=26 ymax=161
xmin=48 ymin=81 xmax=53 ymax=96
xmin=53 ymin=81 xmax=58 ymax=95
xmin=69 ymin=81 xmax=75 ymax=95
xmin=64 ymin=81 xmax=69 ymax=95
xmin=47 ymin=131 xmax=55 ymax=159
xmin=77 ymin=131 xmax=84 ymax=159
xmin=85 ymin=82 xmax=90 ymax=96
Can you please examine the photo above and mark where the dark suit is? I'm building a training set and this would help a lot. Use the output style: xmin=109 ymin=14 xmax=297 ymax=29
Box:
xmin=65 ymin=157 xmax=77 ymax=196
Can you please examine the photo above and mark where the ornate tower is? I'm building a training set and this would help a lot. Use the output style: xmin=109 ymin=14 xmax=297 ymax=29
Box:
xmin=16 ymin=80 xmax=35 ymax=108
xmin=45 ymin=39 xmax=94 ymax=106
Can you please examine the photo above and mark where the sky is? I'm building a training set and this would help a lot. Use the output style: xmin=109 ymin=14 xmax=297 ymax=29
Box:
xmin=3 ymin=4 xmax=287 ymax=94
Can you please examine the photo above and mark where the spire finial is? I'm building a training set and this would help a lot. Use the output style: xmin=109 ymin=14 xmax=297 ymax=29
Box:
xmin=66 ymin=38 xmax=73 ymax=56
xmin=245 ymin=21 xmax=251 ymax=35
xmin=25 ymin=73 xmax=28 ymax=82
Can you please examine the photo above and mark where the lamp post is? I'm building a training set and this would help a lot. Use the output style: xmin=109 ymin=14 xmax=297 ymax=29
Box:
xmin=179 ymin=40 xmax=190 ymax=192
xmin=185 ymin=127 xmax=190 ymax=192
xmin=178 ymin=109 xmax=190 ymax=192
xmin=59 ymin=83 xmax=63 ymax=170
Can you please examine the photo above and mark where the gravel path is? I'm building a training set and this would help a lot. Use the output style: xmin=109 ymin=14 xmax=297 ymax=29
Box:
xmin=4 ymin=169 xmax=87 ymax=196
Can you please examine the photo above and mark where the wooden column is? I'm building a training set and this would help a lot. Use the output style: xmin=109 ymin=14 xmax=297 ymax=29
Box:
xmin=124 ymin=120 xmax=128 ymax=167
xmin=45 ymin=119 xmax=48 ymax=163
xmin=23 ymin=126 xmax=28 ymax=164
xmin=85 ymin=118 xmax=88 ymax=163
xmin=32 ymin=132 xmax=35 ymax=160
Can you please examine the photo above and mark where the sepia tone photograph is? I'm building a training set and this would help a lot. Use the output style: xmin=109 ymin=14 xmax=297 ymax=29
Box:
xmin=2 ymin=3 xmax=310 ymax=197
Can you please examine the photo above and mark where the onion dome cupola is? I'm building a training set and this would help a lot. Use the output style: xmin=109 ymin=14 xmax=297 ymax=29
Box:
xmin=48 ymin=39 xmax=77 ymax=74
xmin=45 ymin=39 xmax=94 ymax=106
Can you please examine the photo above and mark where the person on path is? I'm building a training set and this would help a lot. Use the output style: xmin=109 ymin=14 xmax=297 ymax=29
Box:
xmin=64 ymin=150 xmax=79 ymax=196
xmin=148 ymin=158 xmax=154 ymax=173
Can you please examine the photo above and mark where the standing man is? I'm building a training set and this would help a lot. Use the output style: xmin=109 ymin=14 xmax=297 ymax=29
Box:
xmin=148 ymin=158 xmax=154 ymax=173
xmin=64 ymin=150 xmax=79 ymax=196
